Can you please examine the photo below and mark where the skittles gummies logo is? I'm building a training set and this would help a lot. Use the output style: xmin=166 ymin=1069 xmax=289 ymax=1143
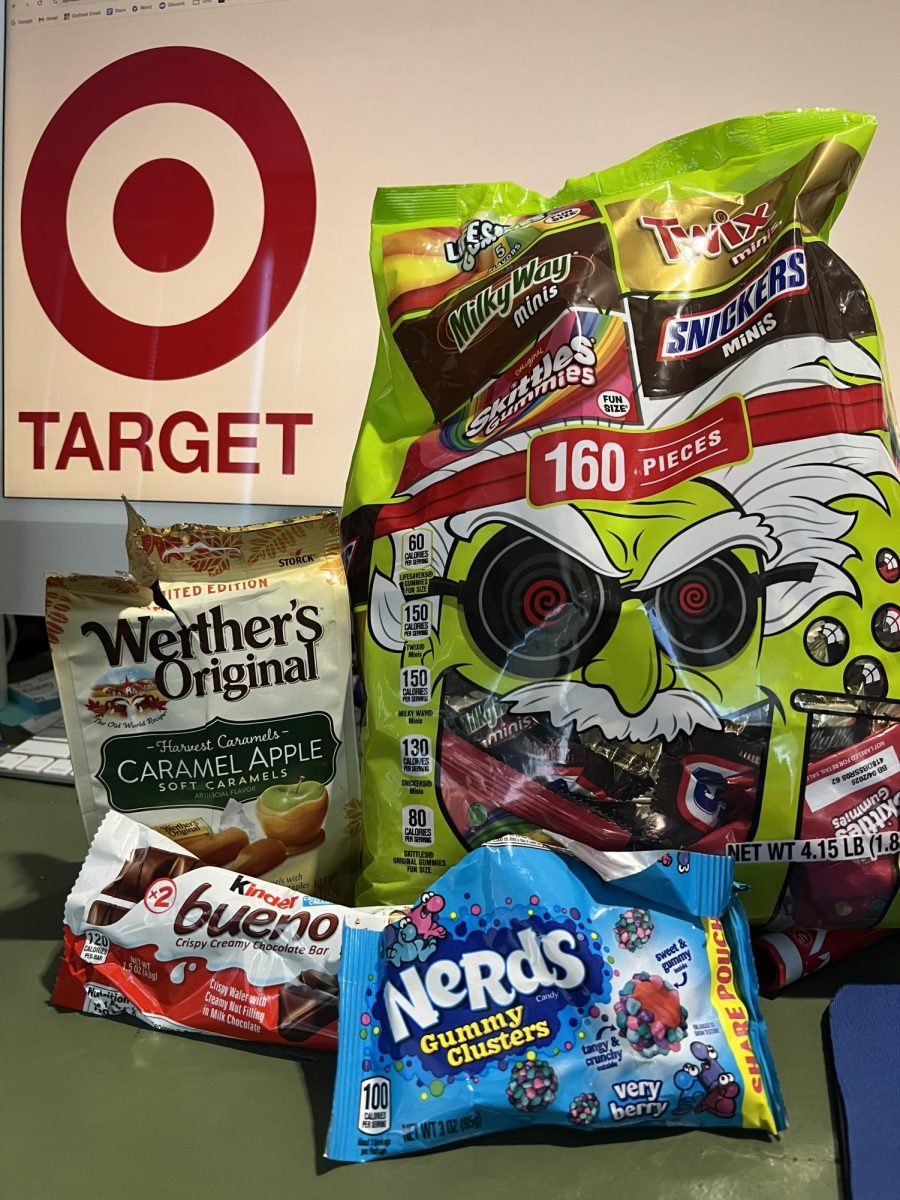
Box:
xmin=372 ymin=892 xmax=612 ymax=1079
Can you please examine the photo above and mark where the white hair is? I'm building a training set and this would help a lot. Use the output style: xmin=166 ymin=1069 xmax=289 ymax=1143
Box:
xmin=505 ymin=681 xmax=721 ymax=742
xmin=718 ymin=433 xmax=891 ymax=634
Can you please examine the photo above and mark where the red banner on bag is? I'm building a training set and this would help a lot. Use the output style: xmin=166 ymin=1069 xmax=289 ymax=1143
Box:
xmin=526 ymin=393 xmax=750 ymax=506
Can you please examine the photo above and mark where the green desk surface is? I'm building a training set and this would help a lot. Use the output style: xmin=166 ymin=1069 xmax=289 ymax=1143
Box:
xmin=3 ymin=778 xmax=898 ymax=1200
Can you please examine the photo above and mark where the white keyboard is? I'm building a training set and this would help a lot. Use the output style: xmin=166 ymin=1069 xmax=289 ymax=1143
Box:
xmin=0 ymin=716 xmax=74 ymax=785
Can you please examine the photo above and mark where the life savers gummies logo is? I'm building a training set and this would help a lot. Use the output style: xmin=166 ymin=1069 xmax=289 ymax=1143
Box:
xmin=373 ymin=893 xmax=611 ymax=1079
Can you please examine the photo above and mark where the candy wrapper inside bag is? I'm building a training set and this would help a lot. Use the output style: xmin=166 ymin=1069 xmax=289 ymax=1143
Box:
xmin=753 ymin=927 xmax=891 ymax=992
xmin=327 ymin=841 xmax=784 ymax=1161
xmin=53 ymin=812 xmax=385 ymax=1048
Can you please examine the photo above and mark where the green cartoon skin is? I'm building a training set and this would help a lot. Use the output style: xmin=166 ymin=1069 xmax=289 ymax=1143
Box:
xmin=753 ymin=473 xmax=900 ymax=919
xmin=366 ymin=437 xmax=900 ymax=922
xmin=427 ymin=482 xmax=768 ymax=717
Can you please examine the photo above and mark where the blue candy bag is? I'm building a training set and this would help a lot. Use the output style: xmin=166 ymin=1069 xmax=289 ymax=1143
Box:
xmin=327 ymin=840 xmax=785 ymax=1160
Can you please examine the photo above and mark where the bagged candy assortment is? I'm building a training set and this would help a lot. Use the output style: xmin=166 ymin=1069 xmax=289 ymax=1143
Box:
xmin=44 ymin=109 xmax=900 ymax=1167
xmin=341 ymin=107 xmax=900 ymax=928
xmin=327 ymin=839 xmax=785 ymax=1160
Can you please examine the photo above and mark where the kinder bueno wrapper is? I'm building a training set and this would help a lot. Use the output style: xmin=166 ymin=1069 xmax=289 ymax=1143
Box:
xmin=53 ymin=812 xmax=386 ymax=1048
xmin=753 ymin=928 xmax=891 ymax=992
xmin=327 ymin=840 xmax=785 ymax=1161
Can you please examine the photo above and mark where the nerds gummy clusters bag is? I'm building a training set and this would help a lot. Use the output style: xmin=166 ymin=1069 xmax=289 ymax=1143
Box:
xmin=342 ymin=110 xmax=900 ymax=926
xmin=327 ymin=841 xmax=784 ymax=1160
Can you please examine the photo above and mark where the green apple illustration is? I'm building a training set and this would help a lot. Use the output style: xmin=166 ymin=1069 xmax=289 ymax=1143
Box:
xmin=256 ymin=777 xmax=329 ymax=853
xmin=260 ymin=779 xmax=326 ymax=812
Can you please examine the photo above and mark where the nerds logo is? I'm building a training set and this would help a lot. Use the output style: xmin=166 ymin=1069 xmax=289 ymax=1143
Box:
xmin=372 ymin=915 xmax=612 ymax=1077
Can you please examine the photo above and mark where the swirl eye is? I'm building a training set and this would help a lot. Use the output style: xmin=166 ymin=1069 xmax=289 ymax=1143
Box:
xmin=460 ymin=529 xmax=618 ymax=678
xmin=648 ymin=552 xmax=757 ymax=667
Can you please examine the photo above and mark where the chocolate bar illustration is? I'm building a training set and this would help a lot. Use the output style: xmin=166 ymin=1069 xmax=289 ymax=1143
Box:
xmin=277 ymin=969 xmax=339 ymax=1042
xmin=87 ymin=846 xmax=199 ymax=927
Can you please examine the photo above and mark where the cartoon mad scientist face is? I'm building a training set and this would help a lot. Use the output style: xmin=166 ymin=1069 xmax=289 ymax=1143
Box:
xmin=369 ymin=426 xmax=900 ymax=746
xmin=428 ymin=481 xmax=782 ymax=742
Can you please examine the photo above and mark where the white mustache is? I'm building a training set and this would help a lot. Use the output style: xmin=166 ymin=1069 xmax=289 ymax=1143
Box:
xmin=505 ymin=681 xmax=722 ymax=743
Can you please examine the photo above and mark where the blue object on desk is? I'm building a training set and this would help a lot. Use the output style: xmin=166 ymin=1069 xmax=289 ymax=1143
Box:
xmin=8 ymin=669 xmax=60 ymax=714
xmin=828 ymin=985 xmax=900 ymax=1199
xmin=0 ymin=698 xmax=35 ymax=727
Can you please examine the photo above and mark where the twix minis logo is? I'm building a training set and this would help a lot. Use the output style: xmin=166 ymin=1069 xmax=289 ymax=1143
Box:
xmin=638 ymin=202 xmax=778 ymax=267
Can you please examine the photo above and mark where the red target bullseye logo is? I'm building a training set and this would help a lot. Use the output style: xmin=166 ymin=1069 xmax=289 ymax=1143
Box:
xmin=21 ymin=47 xmax=316 ymax=380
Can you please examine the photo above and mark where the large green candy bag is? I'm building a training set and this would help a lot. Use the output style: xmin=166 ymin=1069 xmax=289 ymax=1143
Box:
xmin=342 ymin=110 xmax=900 ymax=927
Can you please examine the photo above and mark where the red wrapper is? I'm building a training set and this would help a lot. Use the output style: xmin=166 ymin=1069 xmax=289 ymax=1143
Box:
xmin=780 ymin=723 xmax=900 ymax=928
xmin=753 ymin=927 xmax=891 ymax=991
xmin=53 ymin=812 xmax=386 ymax=1048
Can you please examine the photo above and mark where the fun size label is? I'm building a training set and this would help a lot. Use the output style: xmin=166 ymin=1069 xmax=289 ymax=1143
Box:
xmin=597 ymin=390 xmax=632 ymax=420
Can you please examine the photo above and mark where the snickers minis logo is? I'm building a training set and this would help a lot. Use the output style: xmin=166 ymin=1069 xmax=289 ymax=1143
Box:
xmin=344 ymin=111 xmax=900 ymax=931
